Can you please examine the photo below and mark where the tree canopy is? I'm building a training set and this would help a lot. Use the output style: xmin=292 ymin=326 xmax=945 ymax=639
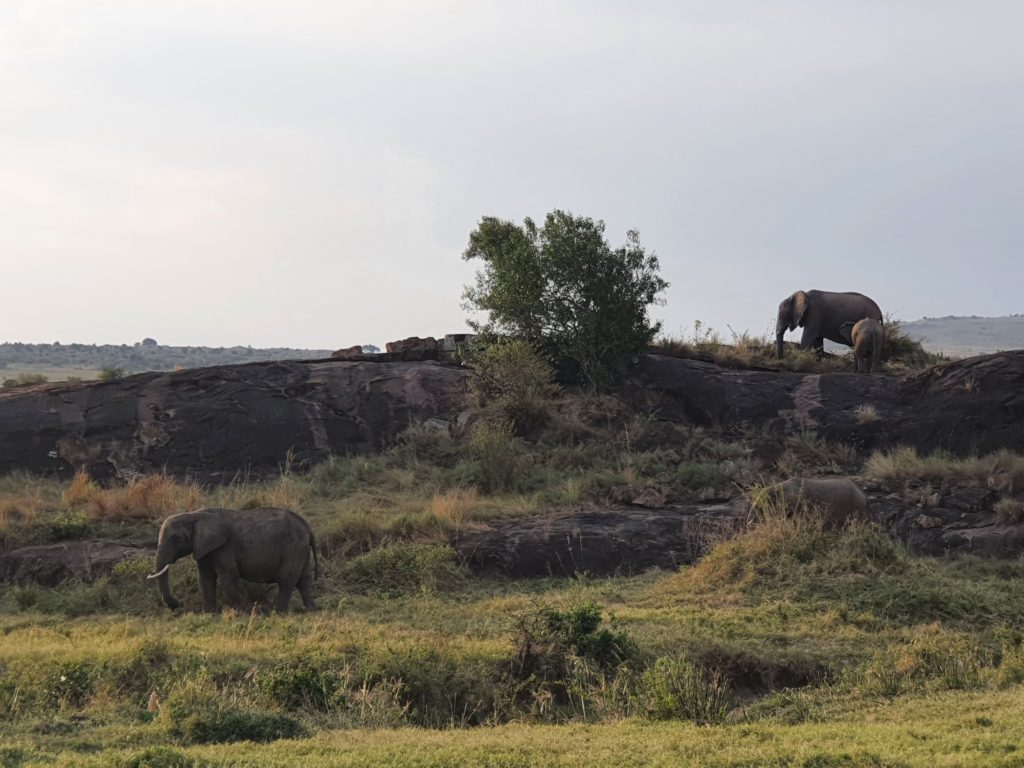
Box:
xmin=463 ymin=210 xmax=668 ymax=389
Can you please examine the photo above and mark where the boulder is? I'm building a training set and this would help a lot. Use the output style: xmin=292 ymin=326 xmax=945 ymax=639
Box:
xmin=455 ymin=504 xmax=745 ymax=577
xmin=386 ymin=337 xmax=439 ymax=360
xmin=0 ymin=540 xmax=152 ymax=587
xmin=331 ymin=345 xmax=366 ymax=359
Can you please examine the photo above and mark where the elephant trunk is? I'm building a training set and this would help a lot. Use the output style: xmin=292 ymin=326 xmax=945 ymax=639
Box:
xmin=776 ymin=329 xmax=786 ymax=359
xmin=151 ymin=551 xmax=181 ymax=610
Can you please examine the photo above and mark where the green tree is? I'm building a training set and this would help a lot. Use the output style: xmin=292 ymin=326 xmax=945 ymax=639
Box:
xmin=463 ymin=210 xmax=668 ymax=389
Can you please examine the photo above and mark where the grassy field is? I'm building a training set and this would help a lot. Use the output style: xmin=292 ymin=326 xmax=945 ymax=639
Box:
xmin=1 ymin=385 xmax=1024 ymax=766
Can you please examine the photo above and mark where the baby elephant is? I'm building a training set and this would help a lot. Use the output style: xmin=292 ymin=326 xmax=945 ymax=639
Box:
xmin=148 ymin=507 xmax=319 ymax=613
xmin=839 ymin=318 xmax=884 ymax=374
xmin=758 ymin=477 xmax=871 ymax=529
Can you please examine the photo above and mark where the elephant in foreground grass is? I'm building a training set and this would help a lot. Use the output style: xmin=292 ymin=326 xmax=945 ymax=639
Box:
xmin=148 ymin=507 xmax=319 ymax=613
xmin=839 ymin=317 xmax=884 ymax=374
xmin=776 ymin=290 xmax=882 ymax=358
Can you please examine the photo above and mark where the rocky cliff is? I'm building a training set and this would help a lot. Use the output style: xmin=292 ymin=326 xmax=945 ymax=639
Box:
xmin=0 ymin=359 xmax=469 ymax=483
xmin=0 ymin=351 xmax=1021 ymax=484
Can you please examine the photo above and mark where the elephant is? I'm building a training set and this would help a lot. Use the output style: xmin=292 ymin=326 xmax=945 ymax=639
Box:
xmin=839 ymin=317 xmax=884 ymax=374
xmin=754 ymin=477 xmax=871 ymax=529
xmin=147 ymin=507 xmax=319 ymax=613
xmin=776 ymin=290 xmax=882 ymax=359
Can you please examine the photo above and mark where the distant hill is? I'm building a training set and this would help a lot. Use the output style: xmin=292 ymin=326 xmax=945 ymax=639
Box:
xmin=902 ymin=315 xmax=1024 ymax=357
xmin=0 ymin=341 xmax=371 ymax=384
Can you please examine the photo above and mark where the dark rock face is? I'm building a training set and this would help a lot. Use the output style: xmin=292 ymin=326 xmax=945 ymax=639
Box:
xmin=632 ymin=350 xmax=1024 ymax=455
xmin=455 ymin=505 xmax=744 ymax=577
xmin=870 ymin=486 xmax=1024 ymax=558
xmin=0 ymin=360 xmax=469 ymax=483
xmin=0 ymin=540 xmax=152 ymax=587
xmin=0 ymin=350 xmax=1020 ymax=486
xmin=455 ymin=486 xmax=1024 ymax=579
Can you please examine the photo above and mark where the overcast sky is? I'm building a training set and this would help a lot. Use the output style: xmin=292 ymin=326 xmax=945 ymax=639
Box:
xmin=2 ymin=1 xmax=1021 ymax=348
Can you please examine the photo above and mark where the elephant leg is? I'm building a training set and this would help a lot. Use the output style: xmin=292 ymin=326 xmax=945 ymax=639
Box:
xmin=216 ymin=558 xmax=244 ymax=608
xmin=298 ymin=561 xmax=317 ymax=611
xmin=197 ymin=560 xmax=219 ymax=613
xmin=275 ymin=577 xmax=297 ymax=613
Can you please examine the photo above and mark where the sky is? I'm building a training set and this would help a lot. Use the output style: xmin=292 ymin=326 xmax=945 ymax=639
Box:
xmin=1 ymin=1 xmax=1022 ymax=349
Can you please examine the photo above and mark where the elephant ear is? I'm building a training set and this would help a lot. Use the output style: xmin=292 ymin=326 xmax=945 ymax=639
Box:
xmin=792 ymin=291 xmax=809 ymax=328
xmin=193 ymin=515 xmax=229 ymax=560
xmin=838 ymin=321 xmax=855 ymax=345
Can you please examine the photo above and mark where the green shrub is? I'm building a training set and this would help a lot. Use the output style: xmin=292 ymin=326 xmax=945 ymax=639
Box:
xmin=469 ymin=421 xmax=528 ymax=494
xmin=509 ymin=601 xmax=638 ymax=705
xmin=640 ymin=656 xmax=734 ymax=724
xmin=262 ymin=657 xmax=342 ymax=711
xmin=163 ymin=687 xmax=303 ymax=744
xmin=468 ymin=340 xmax=556 ymax=436
xmin=46 ymin=512 xmax=96 ymax=541
xmin=108 ymin=638 xmax=173 ymax=698
xmin=541 ymin=603 xmax=637 ymax=669
xmin=340 ymin=544 xmax=465 ymax=597
xmin=45 ymin=661 xmax=94 ymax=709
xmin=98 ymin=367 xmax=126 ymax=381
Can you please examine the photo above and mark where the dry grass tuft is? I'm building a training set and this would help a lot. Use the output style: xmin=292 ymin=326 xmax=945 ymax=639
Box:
xmin=66 ymin=472 xmax=206 ymax=521
xmin=855 ymin=404 xmax=880 ymax=425
xmin=866 ymin=447 xmax=1024 ymax=488
xmin=995 ymin=497 xmax=1024 ymax=526
xmin=427 ymin=487 xmax=480 ymax=528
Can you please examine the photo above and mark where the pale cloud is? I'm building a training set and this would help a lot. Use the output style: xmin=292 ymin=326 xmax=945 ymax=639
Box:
xmin=1 ymin=1 xmax=1022 ymax=347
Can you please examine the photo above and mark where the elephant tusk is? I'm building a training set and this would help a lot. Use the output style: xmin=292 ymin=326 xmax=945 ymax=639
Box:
xmin=147 ymin=564 xmax=171 ymax=580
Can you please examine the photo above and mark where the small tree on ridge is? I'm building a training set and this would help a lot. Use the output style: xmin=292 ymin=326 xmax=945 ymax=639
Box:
xmin=462 ymin=209 xmax=668 ymax=390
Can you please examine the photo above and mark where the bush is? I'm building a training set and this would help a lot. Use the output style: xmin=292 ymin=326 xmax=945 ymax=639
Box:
xmin=340 ymin=544 xmax=465 ymax=597
xmin=509 ymin=601 xmax=638 ymax=710
xmin=463 ymin=210 xmax=669 ymax=390
xmin=1 ymin=373 xmax=48 ymax=389
xmin=641 ymin=656 xmax=734 ymax=724
xmin=881 ymin=316 xmax=943 ymax=369
xmin=262 ymin=657 xmax=343 ymax=711
xmin=469 ymin=421 xmax=528 ymax=494
xmin=98 ymin=367 xmax=126 ymax=381
xmin=163 ymin=687 xmax=303 ymax=744
xmin=468 ymin=340 xmax=556 ymax=436
xmin=45 ymin=661 xmax=94 ymax=709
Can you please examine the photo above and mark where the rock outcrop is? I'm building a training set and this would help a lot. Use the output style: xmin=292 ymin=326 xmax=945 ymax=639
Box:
xmin=0 ymin=359 xmax=469 ymax=483
xmin=454 ymin=486 xmax=1024 ymax=578
xmin=0 ymin=540 xmax=152 ymax=587
xmin=455 ymin=504 xmax=744 ymax=577
xmin=0 ymin=350 xmax=1021 ymax=485
xmin=632 ymin=350 xmax=1024 ymax=456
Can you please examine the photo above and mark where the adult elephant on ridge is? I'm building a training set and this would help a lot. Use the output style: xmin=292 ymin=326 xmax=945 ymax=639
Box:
xmin=775 ymin=290 xmax=882 ymax=359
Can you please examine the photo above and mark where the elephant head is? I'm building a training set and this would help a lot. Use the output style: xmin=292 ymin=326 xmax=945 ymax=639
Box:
xmin=148 ymin=510 xmax=229 ymax=609
xmin=776 ymin=291 xmax=809 ymax=358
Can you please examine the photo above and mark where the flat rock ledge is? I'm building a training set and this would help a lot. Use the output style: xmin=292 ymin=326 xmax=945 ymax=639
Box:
xmin=0 ymin=540 xmax=152 ymax=587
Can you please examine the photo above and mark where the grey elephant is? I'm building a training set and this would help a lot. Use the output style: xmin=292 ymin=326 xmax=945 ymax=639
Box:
xmin=755 ymin=477 xmax=871 ymax=529
xmin=776 ymin=290 xmax=882 ymax=359
xmin=839 ymin=317 xmax=884 ymax=374
xmin=147 ymin=507 xmax=319 ymax=613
